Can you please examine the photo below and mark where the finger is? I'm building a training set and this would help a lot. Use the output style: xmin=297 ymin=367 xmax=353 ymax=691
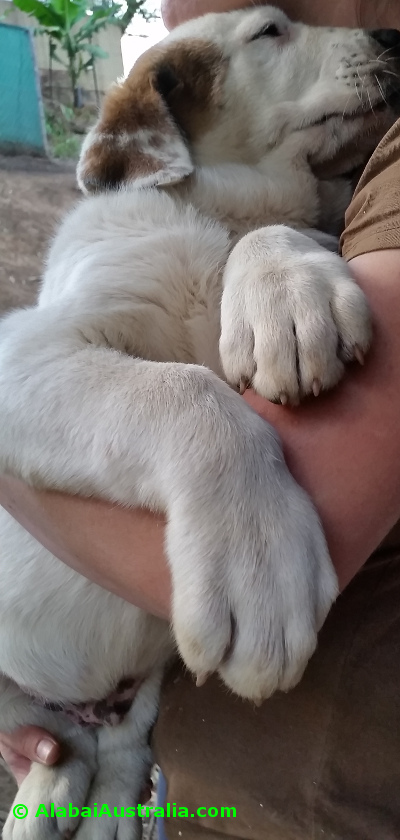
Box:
xmin=0 ymin=727 xmax=60 ymax=766
xmin=0 ymin=744 xmax=31 ymax=786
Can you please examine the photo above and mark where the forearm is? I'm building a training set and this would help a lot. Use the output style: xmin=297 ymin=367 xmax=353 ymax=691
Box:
xmin=0 ymin=476 xmax=169 ymax=619
xmin=248 ymin=251 xmax=400 ymax=589
xmin=1 ymin=251 xmax=400 ymax=612
xmin=161 ymin=0 xmax=399 ymax=30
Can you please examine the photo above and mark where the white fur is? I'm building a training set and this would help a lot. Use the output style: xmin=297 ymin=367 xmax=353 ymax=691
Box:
xmin=0 ymin=8 xmax=396 ymax=839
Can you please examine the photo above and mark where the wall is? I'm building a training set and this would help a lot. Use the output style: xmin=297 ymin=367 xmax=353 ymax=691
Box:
xmin=0 ymin=22 xmax=47 ymax=154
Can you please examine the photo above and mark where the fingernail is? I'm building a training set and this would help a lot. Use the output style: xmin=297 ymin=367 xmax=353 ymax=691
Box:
xmin=36 ymin=738 xmax=57 ymax=762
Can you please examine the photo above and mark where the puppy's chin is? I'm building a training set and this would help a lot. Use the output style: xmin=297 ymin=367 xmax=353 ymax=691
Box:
xmin=312 ymin=110 xmax=399 ymax=182
xmin=312 ymin=145 xmax=367 ymax=196
xmin=311 ymin=109 xmax=399 ymax=235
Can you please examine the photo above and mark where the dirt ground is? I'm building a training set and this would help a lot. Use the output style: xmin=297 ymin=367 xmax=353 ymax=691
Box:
xmin=0 ymin=154 xmax=78 ymax=314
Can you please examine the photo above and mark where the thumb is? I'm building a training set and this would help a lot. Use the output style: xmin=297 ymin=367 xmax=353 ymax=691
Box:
xmin=0 ymin=727 xmax=60 ymax=786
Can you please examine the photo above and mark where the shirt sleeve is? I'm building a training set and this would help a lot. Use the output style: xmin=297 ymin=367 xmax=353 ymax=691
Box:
xmin=340 ymin=118 xmax=400 ymax=261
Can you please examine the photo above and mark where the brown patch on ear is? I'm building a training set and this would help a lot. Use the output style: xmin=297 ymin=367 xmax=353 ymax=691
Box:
xmin=77 ymin=39 xmax=226 ymax=194
xmin=155 ymin=40 xmax=227 ymax=140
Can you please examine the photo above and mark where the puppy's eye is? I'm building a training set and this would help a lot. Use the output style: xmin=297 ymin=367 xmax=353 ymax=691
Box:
xmin=250 ymin=23 xmax=281 ymax=41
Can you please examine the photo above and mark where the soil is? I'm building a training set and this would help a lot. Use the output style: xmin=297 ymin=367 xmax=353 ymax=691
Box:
xmin=0 ymin=154 xmax=78 ymax=314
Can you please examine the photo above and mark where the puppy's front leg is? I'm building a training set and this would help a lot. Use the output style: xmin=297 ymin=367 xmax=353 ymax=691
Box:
xmin=0 ymin=305 xmax=337 ymax=701
xmin=220 ymin=225 xmax=372 ymax=405
xmin=0 ymin=305 xmax=234 ymax=507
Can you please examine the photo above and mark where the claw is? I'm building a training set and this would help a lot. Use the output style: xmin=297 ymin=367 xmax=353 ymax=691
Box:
xmin=253 ymin=697 xmax=263 ymax=708
xmin=312 ymin=378 xmax=321 ymax=397
xmin=195 ymin=672 xmax=209 ymax=688
xmin=279 ymin=392 xmax=288 ymax=406
xmin=239 ymin=377 xmax=250 ymax=395
xmin=354 ymin=344 xmax=365 ymax=366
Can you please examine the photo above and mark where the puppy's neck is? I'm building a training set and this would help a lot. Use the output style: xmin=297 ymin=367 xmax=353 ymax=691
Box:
xmin=168 ymin=160 xmax=321 ymax=238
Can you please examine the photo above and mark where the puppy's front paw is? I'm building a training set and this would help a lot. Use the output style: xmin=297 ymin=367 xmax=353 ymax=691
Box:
xmin=168 ymin=405 xmax=338 ymax=703
xmin=220 ymin=225 xmax=371 ymax=405
xmin=3 ymin=748 xmax=95 ymax=840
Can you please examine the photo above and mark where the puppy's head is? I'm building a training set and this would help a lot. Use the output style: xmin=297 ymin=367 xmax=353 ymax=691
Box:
xmin=78 ymin=6 xmax=400 ymax=193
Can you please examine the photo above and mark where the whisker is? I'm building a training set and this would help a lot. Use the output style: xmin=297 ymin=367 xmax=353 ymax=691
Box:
xmin=377 ymin=47 xmax=396 ymax=61
xmin=355 ymin=68 xmax=364 ymax=105
xmin=340 ymin=92 xmax=352 ymax=122
xmin=375 ymin=73 xmax=388 ymax=106
xmin=381 ymin=67 xmax=399 ymax=79
xmin=373 ymin=59 xmax=399 ymax=77
xmin=365 ymin=83 xmax=375 ymax=114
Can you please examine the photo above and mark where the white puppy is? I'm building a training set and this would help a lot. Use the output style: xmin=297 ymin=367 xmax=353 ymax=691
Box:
xmin=0 ymin=8 xmax=398 ymax=839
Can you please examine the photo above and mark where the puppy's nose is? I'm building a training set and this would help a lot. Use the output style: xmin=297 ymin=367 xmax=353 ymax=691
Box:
xmin=370 ymin=29 xmax=400 ymax=51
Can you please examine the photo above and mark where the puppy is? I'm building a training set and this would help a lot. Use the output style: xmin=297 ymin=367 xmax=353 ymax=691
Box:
xmin=0 ymin=8 xmax=398 ymax=839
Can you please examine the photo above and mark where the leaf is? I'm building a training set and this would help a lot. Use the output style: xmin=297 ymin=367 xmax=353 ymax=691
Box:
xmin=34 ymin=24 xmax=62 ymax=37
xmin=84 ymin=42 xmax=108 ymax=58
xmin=49 ymin=0 xmax=87 ymax=29
xmin=12 ymin=0 xmax=64 ymax=27
xmin=65 ymin=0 xmax=87 ymax=27
xmin=75 ymin=6 xmax=119 ymax=40
xmin=51 ymin=51 xmax=67 ymax=65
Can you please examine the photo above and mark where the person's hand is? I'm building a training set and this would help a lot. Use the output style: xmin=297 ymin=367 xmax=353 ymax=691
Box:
xmin=0 ymin=729 xmax=60 ymax=786
xmin=0 ymin=728 xmax=153 ymax=802
xmin=161 ymin=0 xmax=400 ymax=31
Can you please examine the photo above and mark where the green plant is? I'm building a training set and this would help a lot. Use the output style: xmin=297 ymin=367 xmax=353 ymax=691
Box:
xmin=93 ymin=0 xmax=156 ymax=34
xmin=11 ymin=0 xmax=154 ymax=106
xmin=44 ymin=103 xmax=81 ymax=157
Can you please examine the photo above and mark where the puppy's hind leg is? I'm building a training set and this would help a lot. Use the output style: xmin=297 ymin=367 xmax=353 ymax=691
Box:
xmin=0 ymin=676 xmax=97 ymax=840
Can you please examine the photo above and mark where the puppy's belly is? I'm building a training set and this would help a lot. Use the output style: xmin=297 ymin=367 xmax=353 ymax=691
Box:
xmin=0 ymin=508 xmax=172 ymax=704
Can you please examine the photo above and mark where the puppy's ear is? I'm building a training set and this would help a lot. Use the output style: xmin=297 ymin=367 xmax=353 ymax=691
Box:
xmin=77 ymin=40 xmax=225 ymax=193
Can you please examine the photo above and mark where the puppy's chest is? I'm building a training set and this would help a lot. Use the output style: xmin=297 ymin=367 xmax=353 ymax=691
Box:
xmin=73 ymin=219 xmax=230 ymax=371
xmin=81 ymin=267 xmax=225 ymax=374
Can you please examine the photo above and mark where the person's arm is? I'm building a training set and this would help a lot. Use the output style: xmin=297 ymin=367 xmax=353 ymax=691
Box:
xmin=249 ymin=250 xmax=400 ymax=590
xmin=2 ymin=249 xmax=400 ymax=777
xmin=161 ymin=0 xmax=400 ymax=31
xmin=1 ymin=250 xmax=400 ymax=614
xmin=0 ymin=477 xmax=169 ymax=619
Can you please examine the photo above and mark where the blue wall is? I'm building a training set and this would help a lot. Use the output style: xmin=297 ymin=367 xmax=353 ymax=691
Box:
xmin=0 ymin=22 xmax=47 ymax=155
